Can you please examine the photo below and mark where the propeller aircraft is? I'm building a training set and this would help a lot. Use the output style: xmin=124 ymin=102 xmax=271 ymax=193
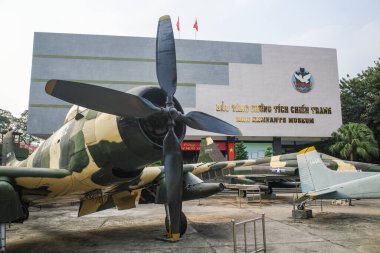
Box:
xmin=0 ymin=15 xmax=260 ymax=251
xmin=296 ymin=147 xmax=380 ymax=210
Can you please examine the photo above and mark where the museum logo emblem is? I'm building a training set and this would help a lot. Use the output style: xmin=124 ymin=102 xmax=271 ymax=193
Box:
xmin=292 ymin=67 xmax=314 ymax=93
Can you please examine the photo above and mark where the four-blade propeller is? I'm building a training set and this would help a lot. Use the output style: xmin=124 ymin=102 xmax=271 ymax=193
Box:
xmin=45 ymin=15 xmax=241 ymax=241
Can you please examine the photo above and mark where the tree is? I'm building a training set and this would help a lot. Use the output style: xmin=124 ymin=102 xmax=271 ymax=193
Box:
xmin=0 ymin=109 xmax=41 ymax=145
xmin=329 ymin=123 xmax=379 ymax=162
xmin=265 ymin=146 xmax=273 ymax=157
xmin=340 ymin=59 xmax=380 ymax=148
xmin=13 ymin=110 xmax=40 ymax=145
xmin=234 ymin=141 xmax=248 ymax=160
xmin=0 ymin=109 xmax=14 ymax=131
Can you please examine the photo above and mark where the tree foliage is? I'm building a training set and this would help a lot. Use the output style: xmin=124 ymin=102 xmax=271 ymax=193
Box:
xmin=340 ymin=59 xmax=380 ymax=146
xmin=0 ymin=109 xmax=14 ymax=131
xmin=234 ymin=141 xmax=248 ymax=160
xmin=265 ymin=146 xmax=273 ymax=157
xmin=0 ymin=109 xmax=40 ymax=145
xmin=329 ymin=123 xmax=379 ymax=162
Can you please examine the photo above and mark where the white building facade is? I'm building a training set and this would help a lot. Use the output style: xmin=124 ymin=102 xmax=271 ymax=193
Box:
xmin=28 ymin=32 xmax=342 ymax=160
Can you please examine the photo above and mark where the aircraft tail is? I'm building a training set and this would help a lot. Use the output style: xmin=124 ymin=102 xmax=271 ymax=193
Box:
xmin=197 ymin=137 xmax=228 ymax=181
xmin=2 ymin=131 xmax=17 ymax=166
xmin=197 ymin=137 xmax=227 ymax=163
xmin=296 ymin=146 xmax=336 ymax=193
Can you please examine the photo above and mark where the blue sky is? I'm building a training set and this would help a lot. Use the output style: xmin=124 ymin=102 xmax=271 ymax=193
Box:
xmin=1 ymin=0 xmax=379 ymax=116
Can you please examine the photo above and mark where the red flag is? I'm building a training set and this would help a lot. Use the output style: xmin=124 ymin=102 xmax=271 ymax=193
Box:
xmin=193 ymin=18 xmax=198 ymax=32
xmin=176 ymin=16 xmax=180 ymax=31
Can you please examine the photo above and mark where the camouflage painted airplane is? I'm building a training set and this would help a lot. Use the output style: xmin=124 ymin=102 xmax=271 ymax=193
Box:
xmin=296 ymin=147 xmax=380 ymax=210
xmin=229 ymin=152 xmax=380 ymax=193
xmin=198 ymin=137 xmax=380 ymax=194
xmin=0 ymin=15 xmax=270 ymax=251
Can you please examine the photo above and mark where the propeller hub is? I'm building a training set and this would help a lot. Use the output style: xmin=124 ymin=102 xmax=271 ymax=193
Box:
xmin=168 ymin=107 xmax=180 ymax=122
xmin=127 ymin=86 xmax=186 ymax=147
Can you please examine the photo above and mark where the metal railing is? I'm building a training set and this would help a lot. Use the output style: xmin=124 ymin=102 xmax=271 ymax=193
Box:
xmin=237 ymin=188 xmax=262 ymax=208
xmin=224 ymin=184 xmax=263 ymax=208
xmin=232 ymin=213 xmax=267 ymax=253
xmin=0 ymin=224 xmax=5 ymax=253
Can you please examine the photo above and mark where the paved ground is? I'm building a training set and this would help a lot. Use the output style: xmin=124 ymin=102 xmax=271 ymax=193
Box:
xmin=5 ymin=194 xmax=380 ymax=253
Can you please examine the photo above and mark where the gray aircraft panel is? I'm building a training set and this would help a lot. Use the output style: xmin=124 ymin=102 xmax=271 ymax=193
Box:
xmin=297 ymin=148 xmax=380 ymax=200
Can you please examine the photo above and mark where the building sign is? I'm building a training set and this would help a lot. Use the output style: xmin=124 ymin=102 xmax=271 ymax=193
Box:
xmin=181 ymin=141 xmax=227 ymax=151
xmin=216 ymin=102 xmax=332 ymax=124
xmin=292 ymin=67 xmax=314 ymax=93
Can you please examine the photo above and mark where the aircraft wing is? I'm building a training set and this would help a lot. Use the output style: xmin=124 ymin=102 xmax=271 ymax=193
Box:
xmin=295 ymin=188 xmax=337 ymax=203
xmin=0 ymin=166 xmax=70 ymax=178
xmin=225 ymin=174 xmax=294 ymax=179
xmin=129 ymin=160 xmax=261 ymax=186
xmin=102 ymin=160 xmax=256 ymax=203
xmin=182 ymin=160 xmax=260 ymax=175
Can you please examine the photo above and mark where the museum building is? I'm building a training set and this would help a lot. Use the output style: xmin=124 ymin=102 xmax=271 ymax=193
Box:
xmin=28 ymin=32 xmax=342 ymax=162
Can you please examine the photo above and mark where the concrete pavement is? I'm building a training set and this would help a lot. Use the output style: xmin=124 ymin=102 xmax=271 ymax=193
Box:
xmin=5 ymin=194 xmax=380 ymax=253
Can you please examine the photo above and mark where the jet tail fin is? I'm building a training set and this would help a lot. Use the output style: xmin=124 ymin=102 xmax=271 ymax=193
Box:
xmin=296 ymin=146 xmax=335 ymax=193
xmin=197 ymin=137 xmax=228 ymax=181
xmin=297 ymin=147 xmax=377 ymax=199
xmin=2 ymin=131 xmax=17 ymax=166
xmin=197 ymin=137 xmax=227 ymax=163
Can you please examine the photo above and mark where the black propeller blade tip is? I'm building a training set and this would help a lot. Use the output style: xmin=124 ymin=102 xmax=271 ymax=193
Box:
xmin=156 ymin=15 xmax=177 ymax=97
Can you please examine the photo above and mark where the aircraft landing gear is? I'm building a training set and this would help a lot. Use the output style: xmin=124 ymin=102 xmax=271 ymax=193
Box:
xmin=14 ymin=202 xmax=29 ymax=223
xmin=297 ymin=203 xmax=305 ymax=210
xmin=297 ymin=198 xmax=313 ymax=210
xmin=0 ymin=223 xmax=5 ymax=253
xmin=164 ymin=210 xmax=188 ymax=237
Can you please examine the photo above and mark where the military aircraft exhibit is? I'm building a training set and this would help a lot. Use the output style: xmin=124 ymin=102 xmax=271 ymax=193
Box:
xmin=0 ymin=15 xmax=260 ymax=251
xmin=197 ymin=136 xmax=380 ymax=194
xmin=1 ymin=1 xmax=380 ymax=252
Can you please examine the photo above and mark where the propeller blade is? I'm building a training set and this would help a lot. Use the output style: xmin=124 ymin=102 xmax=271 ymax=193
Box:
xmin=45 ymin=80 xmax=162 ymax=118
xmin=163 ymin=127 xmax=183 ymax=240
xmin=156 ymin=15 xmax=177 ymax=97
xmin=181 ymin=111 xmax=242 ymax=136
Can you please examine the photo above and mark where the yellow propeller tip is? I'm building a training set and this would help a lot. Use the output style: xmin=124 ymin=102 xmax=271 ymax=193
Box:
xmin=171 ymin=233 xmax=180 ymax=241
xmin=160 ymin=15 xmax=171 ymax=21
xmin=45 ymin=80 xmax=57 ymax=94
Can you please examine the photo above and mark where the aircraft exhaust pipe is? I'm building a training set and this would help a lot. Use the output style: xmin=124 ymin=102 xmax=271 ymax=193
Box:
xmin=182 ymin=182 xmax=224 ymax=201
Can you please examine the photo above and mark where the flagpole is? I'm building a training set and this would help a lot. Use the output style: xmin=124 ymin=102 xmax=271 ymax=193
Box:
xmin=193 ymin=18 xmax=198 ymax=40
xmin=176 ymin=16 xmax=180 ymax=40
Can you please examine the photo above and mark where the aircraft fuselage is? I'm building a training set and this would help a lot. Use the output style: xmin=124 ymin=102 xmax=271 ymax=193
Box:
xmin=15 ymin=109 xmax=164 ymax=204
